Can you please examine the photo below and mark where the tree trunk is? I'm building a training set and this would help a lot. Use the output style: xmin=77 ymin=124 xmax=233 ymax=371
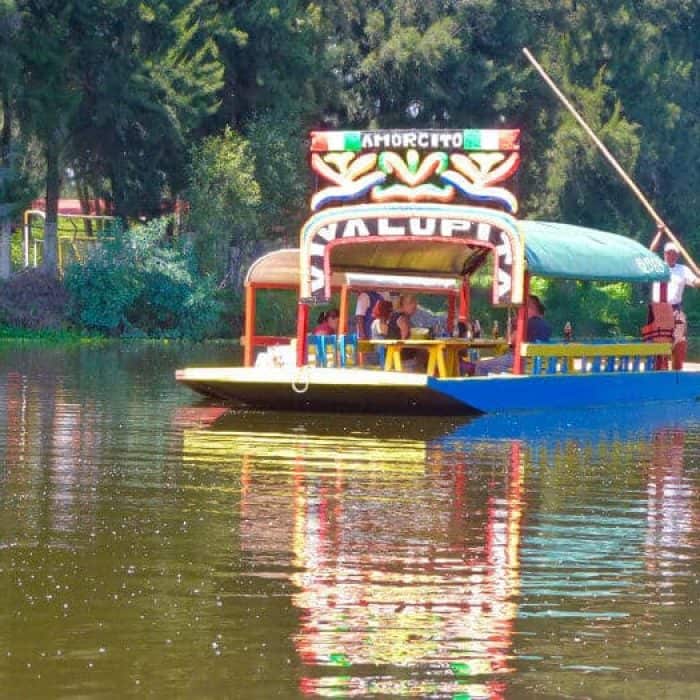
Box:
xmin=0 ymin=89 xmax=10 ymax=162
xmin=43 ymin=139 xmax=61 ymax=274
xmin=0 ymin=91 xmax=13 ymax=279
xmin=0 ymin=218 xmax=12 ymax=279
xmin=76 ymin=176 xmax=93 ymax=237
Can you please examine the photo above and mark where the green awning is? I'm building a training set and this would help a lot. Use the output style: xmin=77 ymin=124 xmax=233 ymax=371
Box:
xmin=520 ymin=221 xmax=669 ymax=283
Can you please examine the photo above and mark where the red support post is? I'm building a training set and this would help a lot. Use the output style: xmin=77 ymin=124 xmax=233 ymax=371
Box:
xmin=296 ymin=302 xmax=310 ymax=367
xmin=447 ymin=292 xmax=456 ymax=335
xmin=243 ymin=285 xmax=256 ymax=367
xmin=512 ymin=274 xmax=530 ymax=375
xmin=459 ymin=278 xmax=470 ymax=323
xmin=339 ymin=285 xmax=349 ymax=335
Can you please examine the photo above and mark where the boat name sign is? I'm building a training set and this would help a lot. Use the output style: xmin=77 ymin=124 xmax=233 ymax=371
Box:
xmin=301 ymin=209 xmax=523 ymax=306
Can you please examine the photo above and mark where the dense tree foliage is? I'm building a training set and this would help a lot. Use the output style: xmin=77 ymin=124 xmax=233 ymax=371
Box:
xmin=1 ymin=0 xmax=700 ymax=334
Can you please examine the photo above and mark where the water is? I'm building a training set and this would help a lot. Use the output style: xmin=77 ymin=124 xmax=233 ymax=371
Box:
xmin=1 ymin=343 xmax=699 ymax=699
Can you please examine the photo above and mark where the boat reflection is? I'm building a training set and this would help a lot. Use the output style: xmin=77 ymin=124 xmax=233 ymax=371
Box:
xmin=180 ymin=403 xmax=700 ymax=697
xmin=645 ymin=426 xmax=698 ymax=583
xmin=182 ymin=413 xmax=525 ymax=698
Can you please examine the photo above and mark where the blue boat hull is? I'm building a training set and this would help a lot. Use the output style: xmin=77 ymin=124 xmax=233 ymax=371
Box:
xmin=176 ymin=366 xmax=700 ymax=415
xmin=428 ymin=370 xmax=700 ymax=414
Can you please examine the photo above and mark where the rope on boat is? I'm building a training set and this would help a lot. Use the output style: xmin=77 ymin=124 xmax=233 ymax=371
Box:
xmin=291 ymin=366 xmax=311 ymax=394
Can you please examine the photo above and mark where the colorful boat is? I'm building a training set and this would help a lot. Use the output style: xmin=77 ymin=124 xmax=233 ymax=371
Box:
xmin=176 ymin=128 xmax=700 ymax=414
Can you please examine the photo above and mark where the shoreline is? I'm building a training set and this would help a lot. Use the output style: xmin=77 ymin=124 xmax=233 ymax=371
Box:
xmin=0 ymin=327 xmax=239 ymax=345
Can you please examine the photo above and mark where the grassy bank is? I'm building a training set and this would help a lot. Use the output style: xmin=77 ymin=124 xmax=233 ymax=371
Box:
xmin=0 ymin=327 xmax=243 ymax=346
xmin=0 ymin=327 xmax=108 ymax=345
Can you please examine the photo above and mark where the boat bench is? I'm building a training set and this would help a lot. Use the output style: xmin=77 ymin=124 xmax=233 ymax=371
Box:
xmin=520 ymin=341 xmax=672 ymax=375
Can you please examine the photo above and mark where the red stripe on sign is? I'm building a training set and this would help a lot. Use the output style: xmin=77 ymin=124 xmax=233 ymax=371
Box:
xmin=499 ymin=130 xmax=521 ymax=151
xmin=310 ymin=132 xmax=329 ymax=152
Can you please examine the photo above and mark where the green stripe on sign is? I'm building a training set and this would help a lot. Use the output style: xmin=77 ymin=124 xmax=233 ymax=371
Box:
xmin=344 ymin=132 xmax=362 ymax=151
xmin=462 ymin=129 xmax=482 ymax=150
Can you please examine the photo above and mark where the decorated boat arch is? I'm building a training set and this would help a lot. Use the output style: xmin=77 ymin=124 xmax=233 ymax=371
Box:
xmin=176 ymin=128 xmax=700 ymax=415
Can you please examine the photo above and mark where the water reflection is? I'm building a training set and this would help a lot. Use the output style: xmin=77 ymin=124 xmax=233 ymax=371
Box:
xmin=646 ymin=428 xmax=697 ymax=581
xmin=1 ymin=345 xmax=700 ymax=698
xmin=183 ymin=416 xmax=524 ymax=698
xmin=180 ymin=403 xmax=700 ymax=698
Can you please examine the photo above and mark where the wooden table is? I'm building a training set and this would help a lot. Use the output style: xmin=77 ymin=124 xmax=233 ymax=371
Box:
xmin=370 ymin=338 xmax=509 ymax=377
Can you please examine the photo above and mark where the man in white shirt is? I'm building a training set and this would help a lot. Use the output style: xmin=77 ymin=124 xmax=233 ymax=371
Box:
xmin=652 ymin=242 xmax=700 ymax=369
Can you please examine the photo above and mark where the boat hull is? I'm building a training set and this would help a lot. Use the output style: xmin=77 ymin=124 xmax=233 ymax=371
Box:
xmin=176 ymin=365 xmax=700 ymax=415
xmin=175 ymin=367 xmax=470 ymax=414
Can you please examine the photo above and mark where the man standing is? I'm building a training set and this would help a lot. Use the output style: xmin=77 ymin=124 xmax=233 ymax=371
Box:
xmin=652 ymin=242 xmax=700 ymax=370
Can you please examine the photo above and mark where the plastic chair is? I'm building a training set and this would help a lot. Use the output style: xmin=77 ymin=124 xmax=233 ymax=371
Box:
xmin=337 ymin=333 xmax=358 ymax=368
xmin=311 ymin=334 xmax=337 ymax=367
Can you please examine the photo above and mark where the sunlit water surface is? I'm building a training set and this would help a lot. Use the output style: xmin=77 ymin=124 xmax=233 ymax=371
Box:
xmin=1 ymin=344 xmax=699 ymax=699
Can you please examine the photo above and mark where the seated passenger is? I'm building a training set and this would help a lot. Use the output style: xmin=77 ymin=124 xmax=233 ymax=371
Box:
xmin=371 ymin=299 xmax=394 ymax=339
xmin=313 ymin=309 xmax=339 ymax=335
xmin=527 ymin=294 xmax=552 ymax=342
xmin=465 ymin=295 xmax=550 ymax=376
xmin=355 ymin=290 xmax=391 ymax=339
xmin=387 ymin=294 xmax=417 ymax=339
xmin=386 ymin=294 xmax=428 ymax=371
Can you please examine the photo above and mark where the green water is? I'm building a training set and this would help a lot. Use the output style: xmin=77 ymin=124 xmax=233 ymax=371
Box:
xmin=1 ymin=344 xmax=699 ymax=698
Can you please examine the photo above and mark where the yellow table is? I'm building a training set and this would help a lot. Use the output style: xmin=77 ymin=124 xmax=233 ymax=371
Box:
xmin=370 ymin=338 xmax=509 ymax=377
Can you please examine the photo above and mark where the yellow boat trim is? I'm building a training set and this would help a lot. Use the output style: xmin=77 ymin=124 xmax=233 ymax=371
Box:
xmin=520 ymin=342 xmax=671 ymax=358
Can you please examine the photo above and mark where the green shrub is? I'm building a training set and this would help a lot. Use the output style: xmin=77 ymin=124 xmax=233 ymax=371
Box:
xmin=64 ymin=218 xmax=224 ymax=339
xmin=535 ymin=279 xmax=646 ymax=338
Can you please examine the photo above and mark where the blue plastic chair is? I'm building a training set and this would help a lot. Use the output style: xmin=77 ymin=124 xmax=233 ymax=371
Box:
xmin=337 ymin=333 xmax=358 ymax=367
xmin=314 ymin=334 xmax=337 ymax=367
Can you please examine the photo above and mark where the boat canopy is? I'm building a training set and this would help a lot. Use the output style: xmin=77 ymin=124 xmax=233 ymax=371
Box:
xmin=252 ymin=221 xmax=667 ymax=296
xmin=520 ymin=221 xmax=669 ymax=283
xmin=245 ymin=248 xmax=459 ymax=291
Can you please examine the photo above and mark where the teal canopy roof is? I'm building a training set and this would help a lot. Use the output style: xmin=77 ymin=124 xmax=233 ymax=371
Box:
xmin=519 ymin=221 xmax=669 ymax=283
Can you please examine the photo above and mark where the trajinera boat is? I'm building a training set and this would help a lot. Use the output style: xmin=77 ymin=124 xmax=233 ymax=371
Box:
xmin=176 ymin=128 xmax=700 ymax=414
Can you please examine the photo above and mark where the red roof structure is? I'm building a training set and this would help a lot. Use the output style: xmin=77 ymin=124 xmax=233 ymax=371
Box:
xmin=30 ymin=198 xmax=113 ymax=216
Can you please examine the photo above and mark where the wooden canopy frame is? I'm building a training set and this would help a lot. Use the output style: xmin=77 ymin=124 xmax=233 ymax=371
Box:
xmin=243 ymin=249 xmax=463 ymax=367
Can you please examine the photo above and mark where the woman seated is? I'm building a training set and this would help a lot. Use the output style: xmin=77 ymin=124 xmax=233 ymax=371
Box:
xmin=371 ymin=299 xmax=394 ymax=339
xmin=313 ymin=308 xmax=339 ymax=335
xmin=387 ymin=294 xmax=417 ymax=339
xmin=386 ymin=294 xmax=427 ymax=370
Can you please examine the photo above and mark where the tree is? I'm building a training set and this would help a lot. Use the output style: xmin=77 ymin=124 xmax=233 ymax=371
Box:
xmin=15 ymin=1 xmax=84 ymax=274
xmin=522 ymin=1 xmax=700 ymax=248
xmin=68 ymin=0 xmax=224 ymax=220
xmin=245 ymin=112 xmax=309 ymax=243
xmin=0 ymin=0 xmax=21 ymax=277
xmin=186 ymin=126 xmax=261 ymax=281
xmin=204 ymin=0 xmax=327 ymax=129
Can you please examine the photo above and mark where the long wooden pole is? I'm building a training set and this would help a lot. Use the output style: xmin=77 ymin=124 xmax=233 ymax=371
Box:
xmin=523 ymin=47 xmax=700 ymax=276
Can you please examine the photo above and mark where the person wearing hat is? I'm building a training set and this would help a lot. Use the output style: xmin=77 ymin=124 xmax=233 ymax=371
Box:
xmin=652 ymin=242 xmax=700 ymax=369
